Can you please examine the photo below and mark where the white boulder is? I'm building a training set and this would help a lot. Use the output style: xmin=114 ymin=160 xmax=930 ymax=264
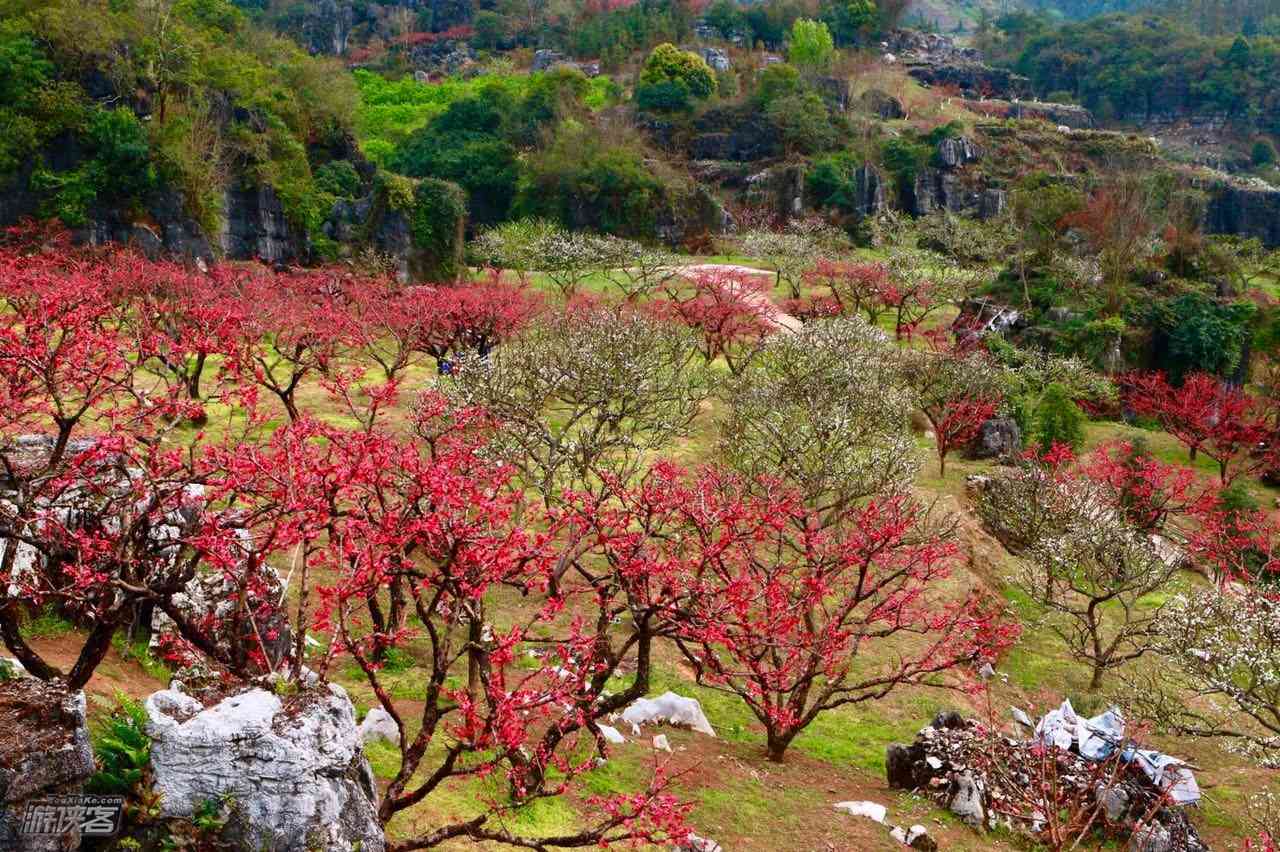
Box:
xmin=359 ymin=706 xmax=400 ymax=746
xmin=145 ymin=684 xmax=384 ymax=852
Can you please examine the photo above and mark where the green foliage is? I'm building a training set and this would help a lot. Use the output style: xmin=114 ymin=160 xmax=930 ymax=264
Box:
xmin=787 ymin=18 xmax=836 ymax=70
xmin=514 ymin=124 xmax=676 ymax=239
xmin=1253 ymin=138 xmax=1278 ymax=166
xmin=705 ymin=0 xmax=747 ymax=39
xmin=409 ymin=177 xmax=466 ymax=280
xmin=314 ymin=160 xmax=363 ymax=199
xmin=766 ymin=92 xmax=839 ymax=155
xmin=635 ymin=79 xmax=694 ymax=112
xmin=354 ymin=69 xmax=616 ymax=167
xmin=392 ymin=94 xmax=519 ymax=225
xmin=999 ymin=14 xmax=1280 ymax=133
xmin=1034 ymin=382 xmax=1086 ymax=450
xmin=806 ymin=151 xmax=867 ymax=212
xmin=880 ymin=136 xmax=932 ymax=185
xmin=754 ymin=62 xmax=803 ymax=107
xmin=88 ymin=695 xmax=152 ymax=796
xmin=1155 ymin=291 xmax=1256 ymax=381
xmin=821 ymin=0 xmax=878 ymax=45
xmin=639 ymin=43 xmax=716 ymax=100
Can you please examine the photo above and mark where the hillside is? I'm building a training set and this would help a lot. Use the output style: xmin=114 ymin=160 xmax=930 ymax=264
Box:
xmin=3 ymin=3 xmax=1280 ymax=852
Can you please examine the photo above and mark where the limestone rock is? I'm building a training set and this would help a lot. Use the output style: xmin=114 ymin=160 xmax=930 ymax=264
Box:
xmin=936 ymin=136 xmax=982 ymax=169
xmin=966 ymin=417 xmax=1022 ymax=460
xmin=860 ymin=89 xmax=905 ymax=120
xmin=699 ymin=47 xmax=731 ymax=72
xmin=146 ymin=684 xmax=384 ymax=852
xmin=359 ymin=706 xmax=400 ymax=746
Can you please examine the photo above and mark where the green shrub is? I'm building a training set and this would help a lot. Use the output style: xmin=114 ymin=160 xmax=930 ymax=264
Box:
xmin=409 ymin=177 xmax=467 ymax=280
xmin=754 ymin=62 xmax=802 ymax=107
xmin=1252 ymin=138 xmax=1277 ymax=166
xmin=807 ymin=150 xmax=865 ymax=211
xmin=1034 ymin=382 xmax=1085 ymax=450
xmin=787 ymin=18 xmax=836 ymax=71
xmin=639 ymin=43 xmax=716 ymax=100
xmin=314 ymin=160 xmax=363 ymax=199
xmin=635 ymin=79 xmax=693 ymax=112
xmin=880 ymin=136 xmax=931 ymax=185
xmin=88 ymin=695 xmax=152 ymax=796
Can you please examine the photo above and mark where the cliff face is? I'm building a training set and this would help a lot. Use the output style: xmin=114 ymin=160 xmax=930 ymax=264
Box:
xmin=1203 ymin=177 xmax=1280 ymax=247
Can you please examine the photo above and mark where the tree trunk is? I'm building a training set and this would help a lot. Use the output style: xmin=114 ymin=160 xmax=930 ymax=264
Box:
xmin=765 ymin=730 xmax=792 ymax=763
xmin=1088 ymin=661 xmax=1105 ymax=692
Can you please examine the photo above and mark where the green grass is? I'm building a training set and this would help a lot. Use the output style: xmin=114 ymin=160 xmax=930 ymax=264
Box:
xmin=18 ymin=606 xmax=75 ymax=640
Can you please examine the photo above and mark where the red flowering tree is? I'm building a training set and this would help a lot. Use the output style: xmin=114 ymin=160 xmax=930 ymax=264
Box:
xmin=651 ymin=269 xmax=775 ymax=374
xmin=224 ymin=267 xmax=361 ymax=421
xmin=900 ymin=348 xmax=1004 ymax=476
xmin=631 ymin=464 xmax=1014 ymax=762
xmin=801 ymin=259 xmax=891 ymax=323
xmin=1124 ymin=372 xmax=1272 ymax=483
xmin=213 ymin=394 xmax=693 ymax=848
xmin=347 ymin=276 xmax=542 ymax=381
xmin=0 ymin=235 xmax=272 ymax=687
xmin=1081 ymin=440 xmax=1214 ymax=534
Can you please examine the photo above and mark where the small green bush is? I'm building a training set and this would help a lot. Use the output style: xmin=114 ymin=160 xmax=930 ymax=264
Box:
xmin=1252 ymin=138 xmax=1277 ymax=166
xmin=1034 ymin=382 xmax=1085 ymax=451
xmin=88 ymin=695 xmax=152 ymax=796
xmin=314 ymin=160 xmax=363 ymax=199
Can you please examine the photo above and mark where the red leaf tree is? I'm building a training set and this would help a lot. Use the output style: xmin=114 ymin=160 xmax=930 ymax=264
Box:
xmin=651 ymin=269 xmax=775 ymax=374
xmin=1124 ymin=371 xmax=1272 ymax=483
xmin=618 ymin=463 xmax=1015 ymax=762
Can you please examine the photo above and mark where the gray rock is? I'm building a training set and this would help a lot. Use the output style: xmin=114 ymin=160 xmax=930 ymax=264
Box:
xmin=532 ymin=49 xmax=568 ymax=72
xmin=699 ymin=47 xmax=731 ymax=72
xmin=936 ymin=136 xmax=982 ymax=169
xmin=948 ymin=771 xmax=985 ymax=829
xmin=146 ymin=684 xmax=384 ymax=852
xmin=860 ymin=89 xmax=905 ymax=120
xmin=359 ymin=706 xmax=400 ymax=746
xmin=967 ymin=417 xmax=1021 ymax=460
xmin=0 ymin=680 xmax=96 ymax=852
xmin=1204 ymin=175 xmax=1280 ymax=248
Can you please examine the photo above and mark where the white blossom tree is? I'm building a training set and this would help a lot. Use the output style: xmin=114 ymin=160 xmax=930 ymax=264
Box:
xmin=718 ymin=317 xmax=919 ymax=523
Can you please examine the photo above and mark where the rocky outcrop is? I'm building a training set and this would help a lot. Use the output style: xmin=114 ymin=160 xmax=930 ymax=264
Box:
xmin=221 ymin=184 xmax=304 ymax=265
xmin=860 ymin=89 xmax=906 ymax=120
xmin=905 ymin=60 xmax=1031 ymax=100
xmin=303 ymin=0 xmax=354 ymax=56
xmin=146 ymin=684 xmax=384 ymax=852
xmin=690 ymin=106 xmax=782 ymax=162
xmin=1203 ymin=175 xmax=1280 ymax=248
xmin=904 ymin=168 xmax=1005 ymax=221
xmin=699 ymin=47 xmax=731 ymax=72
xmin=965 ymin=417 xmax=1022 ymax=460
xmin=0 ymin=680 xmax=97 ymax=852
xmin=936 ymin=136 xmax=982 ymax=169
xmin=745 ymin=164 xmax=806 ymax=220
xmin=1006 ymin=101 xmax=1096 ymax=130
